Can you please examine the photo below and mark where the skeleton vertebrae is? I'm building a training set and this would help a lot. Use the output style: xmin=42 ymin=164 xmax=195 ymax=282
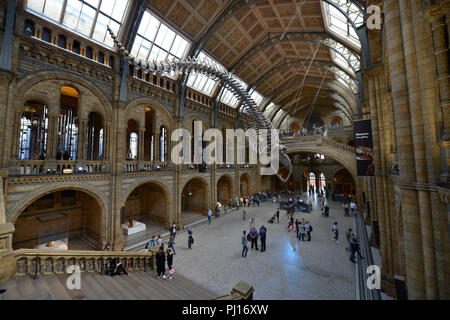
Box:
xmin=107 ymin=27 xmax=292 ymax=183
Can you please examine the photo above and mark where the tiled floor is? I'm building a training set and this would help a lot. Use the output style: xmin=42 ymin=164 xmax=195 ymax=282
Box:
xmin=171 ymin=193 xmax=356 ymax=300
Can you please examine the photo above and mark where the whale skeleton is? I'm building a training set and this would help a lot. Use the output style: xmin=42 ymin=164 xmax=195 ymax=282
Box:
xmin=107 ymin=27 xmax=292 ymax=183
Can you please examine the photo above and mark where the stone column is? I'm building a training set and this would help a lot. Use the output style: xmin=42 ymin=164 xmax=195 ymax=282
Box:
xmin=0 ymin=0 xmax=17 ymax=71
xmin=46 ymin=110 xmax=59 ymax=159
xmin=138 ymin=127 xmax=145 ymax=161
xmin=11 ymin=109 xmax=22 ymax=160
xmin=154 ymin=131 xmax=160 ymax=161
xmin=384 ymin=0 xmax=426 ymax=299
xmin=103 ymin=122 xmax=111 ymax=161
xmin=77 ymin=117 xmax=88 ymax=161
xmin=425 ymin=5 xmax=450 ymax=185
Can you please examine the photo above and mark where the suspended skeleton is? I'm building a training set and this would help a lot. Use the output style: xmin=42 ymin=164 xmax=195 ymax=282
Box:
xmin=107 ymin=27 xmax=292 ymax=183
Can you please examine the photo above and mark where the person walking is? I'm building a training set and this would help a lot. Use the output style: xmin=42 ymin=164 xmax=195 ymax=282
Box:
xmin=167 ymin=248 xmax=174 ymax=279
xmin=156 ymin=247 xmax=166 ymax=279
xmin=332 ymin=222 xmax=339 ymax=242
xmin=208 ymin=208 xmax=213 ymax=224
xmin=295 ymin=219 xmax=300 ymax=238
xmin=157 ymin=234 xmax=163 ymax=247
xmin=243 ymin=209 xmax=247 ymax=221
xmin=250 ymin=227 xmax=259 ymax=250
xmin=242 ymin=231 xmax=249 ymax=258
xmin=299 ymin=221 xmax=306 ymax=241
xmin=345 ymin=228 xmax=353 ymax=251
xmin=306 ymin=221 xmax=313 ymax=241
xmin=344 ymin=203 xmax=350 ymax=217
xmin=188 ymin=227 xmax=194 ymax=249
xmin=276 ymin=210 xmax=280 ymax=224
xmin=168 ymin=234 xmax=176 ymax=255
xmin=235 ymin=197 xmax=240 ymax=210
xmin=259 ymin=226 xmax=267 ymax=252
xmin=349 ymin=234 xmax=365 ymax=263
xmin=170 ymin=224 xmax=177 ymax=239
xmin=350 ymin=201 xmax=357 ymax=215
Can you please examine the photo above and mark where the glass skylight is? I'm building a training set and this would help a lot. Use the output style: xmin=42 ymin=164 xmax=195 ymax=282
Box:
xmin=323 ymin=0 xmax=362 ymax=49
xmin=131 ymin=11 xmax=191 ymax=65
xmin=249 ymin=89 xmax=264 ymax=106
xmin=26 ymin=0 xmax=130 ymax=48
xmin=219 ymin=76 xmax=248 ymax=108
xmin=187 ymin=52 xmax=225 ymax=96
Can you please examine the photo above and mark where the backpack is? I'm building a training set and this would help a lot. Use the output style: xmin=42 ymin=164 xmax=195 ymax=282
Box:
xmin=309 ymin=225 xmax=313 ymax=232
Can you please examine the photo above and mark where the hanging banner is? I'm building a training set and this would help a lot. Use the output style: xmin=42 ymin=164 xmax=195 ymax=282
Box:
xmin=354 ymin=119 xmax=375 ymax=176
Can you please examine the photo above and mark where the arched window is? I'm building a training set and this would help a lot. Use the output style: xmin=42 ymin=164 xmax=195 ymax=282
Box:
xmin=57 ymin=35 xmax=66 ymax=49
xmin=129 ymin=132 xmax=138 ymax=160
xmin=19 ymin=102 xmax=49 ymax=160
xmin=86 ymin=46 xmax=93 ymax=59
xmin=42 ymin=28 xmax=51 ymax=42
xmin=86 ymin=112 xmax=103 ymax=161
xmin=98 ymin=51 xmax=105 ymax=64
xmin=72 ymin=40 xmax=81 ymax=55
xmin=57 ymin=86 xmax=79 ymax=160
xmin=160 ymin=126 xmax=168 ymax=162
xmin=24 ymin=20 xmax=35 ymax=37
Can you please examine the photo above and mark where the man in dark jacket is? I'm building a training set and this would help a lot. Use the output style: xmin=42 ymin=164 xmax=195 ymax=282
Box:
xmin=250 ymin=227 xmax=259 ymax=250
xmin=259 ymin=226 xmax=267 ymax=252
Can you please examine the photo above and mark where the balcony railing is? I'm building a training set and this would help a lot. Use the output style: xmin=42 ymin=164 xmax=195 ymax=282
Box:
xmin=14 ymin=248 xmax=158 ymax=278
xmin=11 ymin=160 xmax=109 ymax=176
xmin=124 ymin=161 xmax=174 ymax=173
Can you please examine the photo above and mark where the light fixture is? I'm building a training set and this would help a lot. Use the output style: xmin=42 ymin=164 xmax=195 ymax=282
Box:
xmin=63 ymin=169 xmax=73 ymax=174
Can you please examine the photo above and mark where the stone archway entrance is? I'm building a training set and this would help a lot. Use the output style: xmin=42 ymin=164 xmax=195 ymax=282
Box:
xmin=124 ymin=182 xmax=169 ymax=230
xmin=181 ymin=178 xmax=208 ymax=223
xmin=217 ymin=175 xmax=233 ymax=205
xmin=240 ymin=174 xmax=251 ymax=196
xmin=13 ymin=190 xmax=102 ymax=250
xmin=332 ymin=169 xmax=356 ymax=201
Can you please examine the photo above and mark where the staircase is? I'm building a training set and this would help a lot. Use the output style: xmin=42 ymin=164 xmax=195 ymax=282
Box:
xmin=0 ymin=271 xmax=217 ymax=300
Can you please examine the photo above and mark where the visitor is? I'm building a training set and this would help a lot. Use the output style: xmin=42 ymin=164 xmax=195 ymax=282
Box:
xmin=259 ymin=226 xmax=267 ymax=252
xmin=146 ymin=236 xmax=156 ymax=251
xmin=109 ymin=258 xmax=128 ymax=277
xmin=350 ymin=201 xmax=358 ymax=215
xmin=156 ymin=247 xmax=166 ymax=279
xmin=344 ymin=203 xmax=350 ymax=217
xmin=39 ymin=151 xmax=46 ymax=160
xmin=63 ymin=150 xmax=71 ymax=160
xmin=243 ymin=209 xmax=247 ymax=221
xmin=332 ymin=222 xmax=339 ymax=242
xmin=167 ymin=248 xmax=174 ymax=280
xmin=250 ymin=227 xmax=259 ymax=250
xmin=56 ymin=151 xmax=62 ymax=160
xmin=235 ymin=197 xmax=240 ymax=210
xmin=288 ymin=216 xmax=295 ymax=232
xmin=242 ymin=231 xmax=248 ymax=258
xmin=188 ymin=227 xmax=194 ymax=249
xmin=208 ymin=208 xmax=213 ymax=224
xmin=299 ymin=220 xmax=306 ymax=241
xmin=306 ymin=221 xmax=313 ymax=241
xmin=157 ymin=235 xmax=163 ymax=247
xmin=168 ymin=232 xmax=176 ymax=255
xmin=345 ymin=229 xmax=353 ymax=251
xmin=103 ymin=243 xmax=111 ymax=251
xmin=295 ymin=219 xmax=300 ymax=238
xmin=276 ymin=210 xmax=280 ymax=224
xmin=349 ymin=234 xmax=364 ymax=263
xmin=170 ymin=224 xmax=177 ymax=239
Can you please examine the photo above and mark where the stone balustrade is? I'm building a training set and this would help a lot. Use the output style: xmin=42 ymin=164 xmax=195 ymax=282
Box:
xmin=124 ymin=161 xmax=174 ymax=173
xmin=11 ymin=160 xmax=109 ymax=176
xmin=281 ymin=135 xmax=356 ymax=153
xmin=14 ymin=248 xmax=159 ymax=278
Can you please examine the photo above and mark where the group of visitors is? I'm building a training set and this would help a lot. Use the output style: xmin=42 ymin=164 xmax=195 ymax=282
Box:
xmin=105 ymin=257 xmax=128 ymax=276
xmin=292 ymin=218 xmax=312 ymax=241
xmin=55 ymin=150 xmax=72 ymax=161
xmin=241 ymin=225 xmax=268 ymax=257
xmin=155 ymin=246 xmax=175 ymax=280
xmin=343 ymin=200 xmax=358 ymax=217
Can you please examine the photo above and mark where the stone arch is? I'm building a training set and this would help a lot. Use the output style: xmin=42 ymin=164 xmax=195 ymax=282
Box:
xmin=122 ymin=179 xmax=172 ymax=226
xmin=181 ymin=176 xmax=210 ymax=217
xmin=240 ymin=173 xmax=251 ymax=196
xmin=124 ymin=98 xmax=173 ymax=131
xmin=217 ymin=174 xmax=234 ymax=204
xmin=183 ymin=112 xmax=210 ymax=133
xmin=15 ymin=70 xmax=112 ymax=121
xmin=8 ymin=183 xmax=108 ymax=248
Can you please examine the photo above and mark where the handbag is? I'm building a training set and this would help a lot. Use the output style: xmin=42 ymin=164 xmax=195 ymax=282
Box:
xmin=169 ymin=268 xmax=175 ymax=275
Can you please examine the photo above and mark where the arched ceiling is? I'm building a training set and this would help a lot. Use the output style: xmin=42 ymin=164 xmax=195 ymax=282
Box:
xmin=142 ymin=0 xmax=363 ymax=123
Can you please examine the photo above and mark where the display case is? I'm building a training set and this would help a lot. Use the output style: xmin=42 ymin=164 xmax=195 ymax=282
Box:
xmin=35 ymin=213 xmax=69 ymax=250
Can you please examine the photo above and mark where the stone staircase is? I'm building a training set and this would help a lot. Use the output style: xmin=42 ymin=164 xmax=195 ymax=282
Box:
xmin=0 ymin=271 xmax=218 ymax=300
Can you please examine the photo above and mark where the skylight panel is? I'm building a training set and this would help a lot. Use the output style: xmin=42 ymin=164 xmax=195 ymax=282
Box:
xmin=26 ymin=0 xmax=130 ymax=48
xmin=186 ymin=52 xmax=224 ymax=96
xmin=220 ymin=75 xmax=248 ymax=108
xmin=130 ymin=10 xmax=191 ymax=79
xmin=249 ymin=89 xmax=264 ymax=106
xmin=323 ymin=1 xmax=361 ymax=49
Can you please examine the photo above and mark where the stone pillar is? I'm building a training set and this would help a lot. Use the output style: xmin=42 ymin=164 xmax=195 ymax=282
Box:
xmin=77 ymin=118 xmax=88 ymax=161
xmin=46 ymin=110 xmax=59 ymax=159
xmin=11 ymin=109 xmax=22 ymax=160
xmin=0 ymin=223 xmax=15 ymax=283
xmin=425 ymin=5 xmax=450 ymax=184
xmin=0 ymin=0 xmax=17 ymax=71
xmin=154 ymin=131 xmax=160 ymax=161
xmin=103 ymin=122 xmax=111 ymax=161
xmin=384 ymin=0 xmax=426 ymax=299
xmin=138 ymin=127 xmax=145 ymax=161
